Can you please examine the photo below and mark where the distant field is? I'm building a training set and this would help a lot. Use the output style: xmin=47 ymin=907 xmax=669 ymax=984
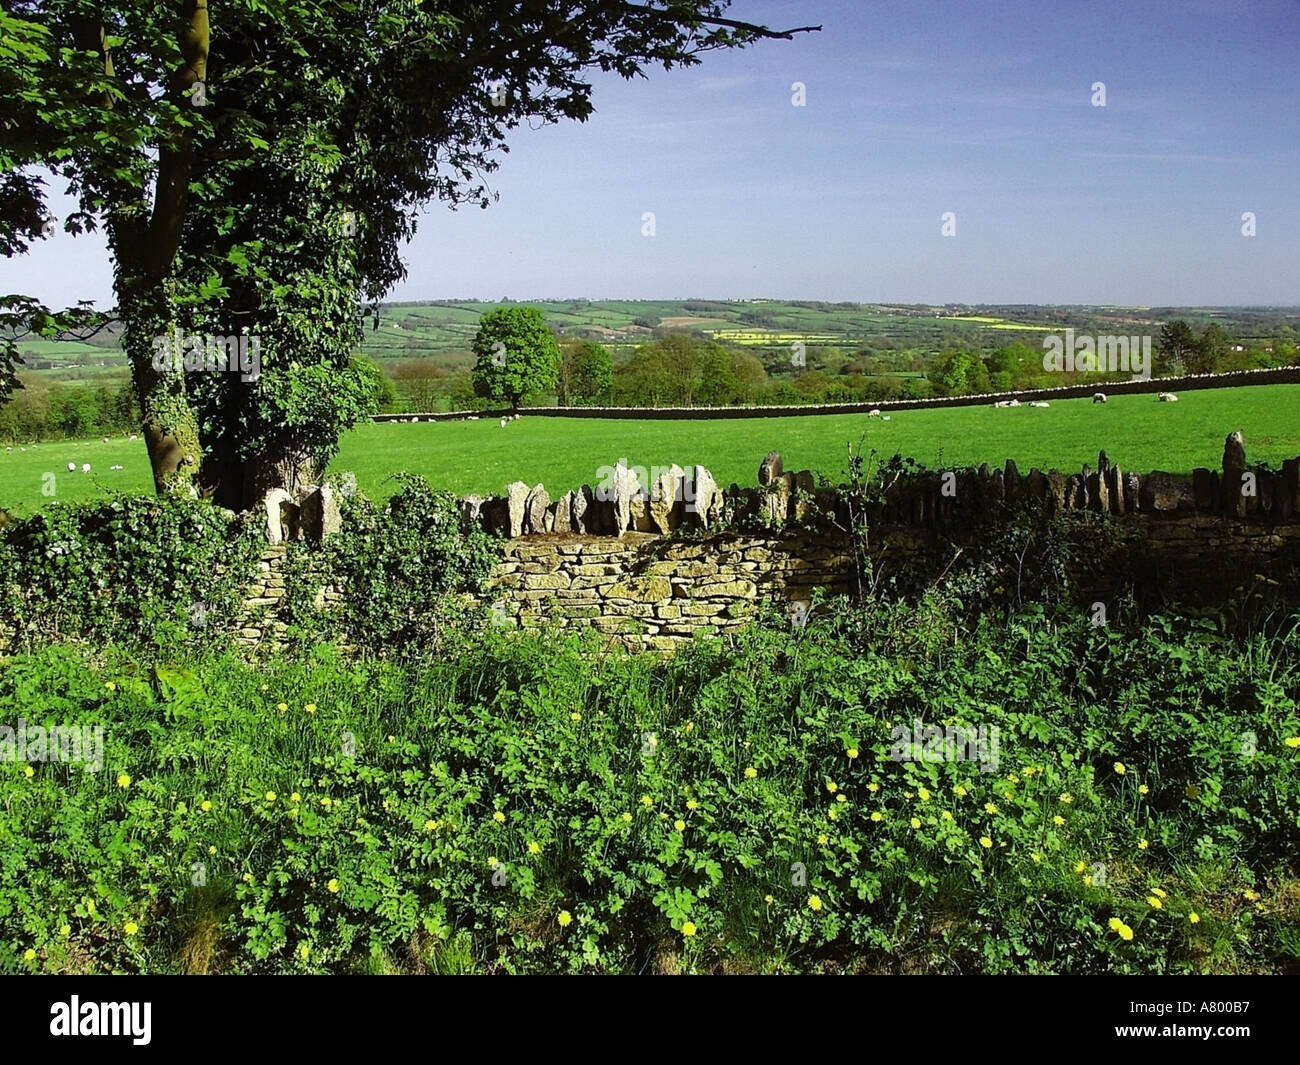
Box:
xmin=943 ymin=316 xmax=1056 ymax=331
xmin=3 ymin=384 xmax=1297 ymax=516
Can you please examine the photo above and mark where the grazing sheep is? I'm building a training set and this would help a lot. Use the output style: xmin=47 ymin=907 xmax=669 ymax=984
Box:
xmin=81 ymin=463 xmax=90 ymax=473
xmin=110 ymin=464 xmax=124 ymax=471
xmin=1158 ymin=392 xmax=1178 ymax=402
xmin=868 ymin=408 xmax=882 ymax=417
xmin=513 ymin=414 xmax=521 ymax=421
xmin=67 ymin=462 xmax=75 ymax=471
xmin=1030 ymin=401 xmax=1050 ymax=408
xmin=1008 ymin=399 xmax=1021 ymax=407
xmin=1092 ymin=393 xmax=1107 ymax=404
xmin=993 ymin=400 xmax=1012 ymax=408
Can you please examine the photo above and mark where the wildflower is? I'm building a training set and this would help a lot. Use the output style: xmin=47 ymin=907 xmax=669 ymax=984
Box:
xmin=304 ymin=703 xmax=316 ymax=714
xmin=1053 ymin=815 xmax=1065 ymax=826
xmin=1244 ymin=889 xmax=1259 ymax=901
xmin=681 ymin=921 xmax=697 ymax=937
xmin=1003 ymin=790 xmax=1013 ymax=801
xmin=955 ymin=785 xmax=967 ymax=797
xmin=1074 ymin=861 xmax=1087 ymax=874
xmin=570 ymin=712 xmax=581 ymax=722
xmin=125 ymin=921 xmax=138 ymax=935
xmin=808 ymin=895 xmax=823 ymax=912
xmin=424 ymin=819 xmax=437 ymax=832
xmin=1152 ymin=887 xmax=1167 ymax=899
xmin=984 ymin=802 xmax=997 ymax=814
xmin=85 ymin=900 xmax=96 ymax=915
xmin=847 ymin=747 xmax=859 ymax=759
xmin=621 ymin=812 xmax=633 ymax=823
xmin=1189 ymin=912 xmax=1200 ymax=924
xmin=1114 ymin=762 xmax=1126 ymax=775
xmin=1284 ymin=737 xmax=1300 ymax=749
xmin=487 ymin=857 xmax=500 ymax=868
xmin=980 ymin=836 xmax=993 ymax=849
xmin=867 ymin=782 xmax=880 ymax=793
xmin=918 ymin=787 xmax=931 ymax=801
xmin=321 ymin=798 xmax=332 ymax=808
xmin=687 ymin=800 xmax=699 ymax=811
xmin=910 ymin=817 xmax=921 ymax=829
xmin=242 ymin=874 xmax=252 ymax=884
xmin=528 ymin=841 xmax=541 ymax=855
xmin=870 ymin=812 xmax=883 ymax=822
xmin=836 ymin=794 xmax=847 ymax=804
xmin=208 ymin=845 xmax=217 ymax=855
xmin=683 ymin=722 xmax=694 ymax=733
xmin=59 ymin=925 xmax=70 ymax=937
xmin=200 ymin=800 xmax=212 ymax=812
xmin=1138 ymin=785 xmax=1149 ymax=796
xmin=641 ymin=795 xmax=653 ymax=807
xmin=1108 ymin=917 xmax=1124 ymax=932
xmin=941 ymin=810 xmax=954 ymax=821
xmin=1147 ymin=896 xmax=1162 ymax=910
xmin=290 ymin=793 xmax=301 ymax=803
xmin=493 ymin=811 xmax=506 ymax=824
xmin=817 ymin=832 xmax=829 ymax=845
xmin=264 ymin=791 xmax=276 ymax=802
xmin=277 ymin=703 xmax=288 ymax=713
xmin=744 ymin=767 xmax=757 ymax=779
xmin=116 ymin=773 xmax=130 ymax=789
xmin=764 ymin=894 xmax=774 ymax=905
xmin=1138 ymin=839 xmax=1149 ymax=850
xmin=1060 ymin=793 xmax=1073 ymax=804
xmin=327 ymin=879 xmax=340 ymax=893
xmin=1009 ymin=774 xmax=1020 ymax=784
xmin=1185 ymin=785 xmax=1200 ymax=800
xmin=558 ymin=911 xmax=572 ymax=927
xmin=827 ymin=782 xmax=837 ymax=793
xmin=675 ymin=820 xmax=686 ymax=832
xmin=828 ymin=808 xmax=839 ymax=821
xmin=24 ymin=949 xmax=36 ymax=961
xmin=259 ymin=684 xmax=268 ymax=691
xmin=299 ymin=944 xmax=309 ymax=960
xmin=104 ymin=682 xmax=115 ymax=692
xmin=1031 ymin=852 xmax=1042 ymax=864
xmin=904 ymin=791 xmax=913 ymax=799
xmin=23 ymin=767 xmax=33 ymax=778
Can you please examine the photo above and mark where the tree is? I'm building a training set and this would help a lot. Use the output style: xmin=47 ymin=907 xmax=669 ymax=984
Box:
xmin=731 ymin=351 xmax=767 ymax=404
xmin=1157 ymin=320 xmax=1198 ymax=376
xmin=2 ymin=2 xmax=818 ymax=503
xmin=1192 ymin=323 xmax=1229 ymax=374
xmin=559 ymin=340 xmax=613 ymax=406
xmin=929 ymin=350 xmax=990 ymax=396
xmin=391 ymin=359 xmax=448 ymax=412
xmin=471 ymin=307 xmax=561 ymax=411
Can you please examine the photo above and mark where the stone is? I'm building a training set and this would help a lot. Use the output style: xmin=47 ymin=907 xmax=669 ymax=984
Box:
xmin=1123 ymin=472 xmax=1141 ymax=512
xmin=1223 ymin=432 xmax=1247 ymax=518
xmin=1191 ymin=469 xmax=1215 ymax=511
xmin=506 ymin=481 xmax=530 ymax=538
xmin=571 ymin=485 xmax=593 ymax=533
xmin=1026 ymin=468 xmax=1048 ymax=501
xmin=1107 ymin=463 xmax=1124 ymax=515
xmin=459 ymin=494 xmax=485 ymax=529
xmin=649 ymin=464 xmax=685 ymax=534
xmin=1046 ymin=470 xmax=1067 ymax=511
xmin=764 ymin=472 xmax=794 ymax=523
xmin=480 ymin=496 xmax=510 ymax=537
xmin=524 ymin=484 xmax=551 ymax=534
xmin=552 ymin=491 xmax=574 ymax=533
xmin=793 ymin=470 xmax=815 ymax=520
xmin=1140 ymin=471 xmax=1183 ymax=512
xmin=1004 ymin=459 xmax=1020 ymax=499
xmin=605 ymin=577 xmax=672 ymax=602
xmin=1281 ymin=458 xmax=1300 ymax=520
xmin=612 ymin=462 xmax=643 ymax=535
xmin=758 ymin=450 xmax=783 ymax=486
xmin=263 ymin=488 xmax=296 ymax=545
xmin=687 ymin=465 xmax=718 ymax=528
xmin=299 ymin=484 xmax=342 ymax=540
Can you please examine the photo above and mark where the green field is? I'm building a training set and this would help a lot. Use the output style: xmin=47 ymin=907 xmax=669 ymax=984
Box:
xmin=4 ymin=385 xmax=1297 ymax=516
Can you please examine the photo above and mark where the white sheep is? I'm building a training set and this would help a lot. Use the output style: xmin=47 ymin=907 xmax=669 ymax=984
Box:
xmin=868 ymin=408 xmax=882 ymax=417
xmin=1092 ymin=393 xmax=1107 ymax=404
xmin=1030 ymin=401 xmax=1050 ymax=408
xmin=1008 ymin=399 xmax=1021 ymax=407
xmin=500 ymin=418 xmax=508 ymax=428
xmin=81 ymin=463 xmax=90 ymax=473
xmin=1158 ymin=392 xmax=1178 ymax=402
xmin=110 ymin=464 xmax=123 ymax=471
xmin=67 ymin=462 xmax=75 ymax=471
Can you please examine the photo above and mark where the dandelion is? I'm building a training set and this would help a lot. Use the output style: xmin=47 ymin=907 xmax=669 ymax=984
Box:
xmin=827 ymin=782 xmax=837 ymax=793
xmin=984 ymin=802 xmax=997 ymax=814
xmin=242 ymin=874 xmax=253 ymax=884
xmin=493 ymin=811 xmax=506 ymax=824
xmin=675 ymin=820 xmax=686 ymax=832
xmin=847 ymin=747 xmax=859 ymax=759
xmin=744 ymin=767 xmax=757 ymax=779
xmin=264 ymin=791 xmax=276 ymax=802
xmin=321 ymin=797 xmax=332 ymax=808
xmin=941 ymin=810 xmax=954 ymax=822
xmin=23 ymin=767 xmax=33 ymax=778
xmin=1074 ymin=861 xmax=1087 ymax=874
xmin=59 ymin=924 xmax=70 ymax=937
xmin=641 ymin=795 xmax=653 ymax=807
xmin=487 ymin=857 xmax=500 ymax=868
xmin=764 ymin=894 xmax=774 ymax=905
xmin=299 ymin=944 xmax=310 ymax=960
xmin=1138 ymin=785 xmax=1149 ymax=796
xmin=208 ymin=845 xmax=217 ymax=855
xmin=570 ymin=712 xmax=581 ymax=722
xmin=200 ymin=800 xmax=212 ymax=812
xmin=1009 ymin=774 xmax=1020 ymax=784
xmin=1147 ymin=896 xmax=1162 ymax=910
xmin=910 ymin=817 xmax=921 ymax=829
xmin=955 ymin=785 xmax=967 ymax=797
xmin=1152 ymin=887 xmax=1167 ymax=899
xmin=327 ymin=879 xmax=340 ymax=893
xmin=681 ymin=921 xmax=697 ymax=937
xmin=836 ymin=794 xmax=847 ymax=804
xmin=978 ymin=836 xmax=992 ymax=849
xmin=125 ymin=921 xmax=138 ymax=935
xmin=621 ymin=812 xmax=632 ymax=823
xmin=904 ymin=791 xmax=913 ymax=799
xmin=687 ymin=799 xmax=699 ymax=811
xmin=290 ymin=793 xmax=301 ymax=803
xmin=918 ymin=787 xmax=931 ymax=801
xmin=85 ymin=900 xmax=96 ymax=915
xmin=1189 ymin=912 xmax=1200 ymax=924
xmin=867 ymin=782 xmax=880 ymax=793
xmin=1284 ymin=737 xmax=1300 ymax=748
xmin=1060 ymin=793 xmax=1073 ymax=804
xmin=1108 ymin=917 xmax=1124 ymax=932
xmin=1244 ymin=889 xmax=1259 ymax=901
xmin=818 ymin=833 xmax=828 ymax=844
xmin=1185 ymin=785 xmax=1200 ymax=800
xmin=1138 ymin=839 xmax=1149 ymax=850
xmin=557 ymin=910 xmax=572 ymax=927
xmin=116 ymin=773 xmax=130 ymax=789
xmin=24 ymin=949 xmax=36 ymax=961
xmin=1114 ymin=762 xmax=1126 ymax=775
xmin=1053 ymin=815 xmax=1065 ymax=826
xmin=808 ymin=895 xmax=823 ymax=912
xmin=528 ymin=841 xmax=541 ymax=855
xmin=277 ymin=703 xmax=288 ymax=713
xmin=304 ymin=703 xmax=316 ymax=714
xmin=104 ymin=681 xmax=116 ymax=692
xmin=828 ymin=808 xmax=839 ymax=821
xmin=870 ymin=812 xmax=883 ymax=822
xmin=1117 ymin=923 xmax=1134 ymax=940
xmin=1031 ymin=852 xmax=1042 ymax=864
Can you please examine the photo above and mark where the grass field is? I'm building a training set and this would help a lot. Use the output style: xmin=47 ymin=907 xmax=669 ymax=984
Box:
xmin=3 ymin=385 xmax=1298 ymax=515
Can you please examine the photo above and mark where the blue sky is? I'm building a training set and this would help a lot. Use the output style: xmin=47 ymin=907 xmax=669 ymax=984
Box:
xmin=6 ymin=0 xmax=1299 ymax=307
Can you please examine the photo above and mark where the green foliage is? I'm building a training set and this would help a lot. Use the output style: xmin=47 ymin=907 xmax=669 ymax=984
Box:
xmin=0 ymin=494 xmax=263 ymax=647
xmin=1 ymin=599 xmax=1296 ymax=974
xmin=471 ymin=308 xmax=561 ymax=410
xmin=559 ymin=341 xmax=613 ymax=406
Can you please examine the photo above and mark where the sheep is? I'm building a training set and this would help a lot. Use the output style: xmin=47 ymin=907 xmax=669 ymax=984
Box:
xmin=993 ymin=400 xmax=1013 ymax=408
xmin=1092 ymin=393 xmax=1107 ymax=404
xmin=81 ymin=463 xmax=90 ymax=473
xmin=1158 ymin=392 xmax=1178 ymax=402
xmin=868 ymin=408 xmax=882 ymax=417
xmin=500 ymin=418 xmax=508 ymax=428
xmin=103 ymin=437 xmax=110 ymax=444
xmin=110 ymin=464 xmax=124 ymax=471
xmin=67 ymin=462 xmax=75 ymax=471
xmin=1029 ymin=401 xmax=1050 ymax=408
xmin=1008 ymin=399 xmax=1021 ymax=407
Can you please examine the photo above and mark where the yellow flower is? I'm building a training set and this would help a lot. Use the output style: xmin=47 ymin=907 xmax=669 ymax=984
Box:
xmin=1284 ymin=737 xmax=1300 ymax=748
xmin=641 ymin=795 xmax=653 ymax=807
xmin=955 ymin=785 xmax=967 ymax=797
xmin=621 ymin=812 xmax=633 ymax=823
xmin=870 ymin=811 xmax=883 ymax=822
xmin=1147 ymin=896 xmax=1162 ymax=909
xmin=984 ymin=802 xmax=997 ymax=814
xmin=808 ymin=895 xmax=823 ymax=912
xmin=941 ymin=810 xmax=954 ymax=821
xmin=1138 ymin=839 xmax=1149 ymax=850
xmin=59 ymin=924 xmax=70 ymax=937
xmin=764 ymin=894 xmax=774 ymax=905
xmin=1108 ymin=917 xmax=1124 ymax=931
xmin=23 ymin=766 xmax=33 ymax=778
xmin=200 ymin=800 xmax=212 ymax=812
xmin=277 ymin=702 xmax=288 ymax=713
xmin=918 ymin=787 xmax=931 ymax=801
xmin=570 ymin=712 xmax=581 ymax=721
xmin=487 ymin=857 xmax=500 ymax=868
xmin=1031 ymin=852 xmax=1042 ymax=864
xmin=1152 ymin=887 xmax=1167 ymax=899
xmin=683 ymin=721 xmax=694 ymax=733
xmin=104 ymin=682 xmax=115 ymax=692
xmin=1052 ymin=815 xmax=1065 ymax=826
xmin=1117 ymin=922 xmax=1134 ymax=941
xmin=1074 ymin=861 xmax=1087 ymax=874
xmin=1189 ymin=912 xmax=1200 ymax=924
xmin=675 ymin=820 xmax=686 ymax=832
xmin=847 ymin=747 xmax=859 ymax=759
xmin=116 ymin=773 xmax=130 ymax=789
xmin=304 ymin=703 xmax=316 ymax=714
xmin=744 ymin=767 xmax=757 ymax=779
xmin=424 ymin=819 xmax=438 ymax=832
xmin=1244 ymin=889 xmax=1259 ymax=901
xmin=493 ymin=811 xmax=506 ymax=824
xmin=124 ymin=921 xmax=138 ymax=935
xmin=290 ymin=793 xmax=301 ymax=803
xmin=867 ymin=782 xmax=880 ymax=793
xmin=321 ymin=797 xmax=332 ymax=808
xmin=836 ymin=793 xmax=847 ymax=803
xmin=208 ymin=845 xmax=217 ymax=855
xmin=1009 ymin=774 xmax=1020 ymax=784
xmin=242 ymin=874 xmax=252 ymax=884
xmin=681 ymin=921 xmax=697 ymax=937
xmin=85 ymin=900 xmax=96 ymax=915
xmin=23 ymin=949 xmax=36 ymax=961
xmin=557 ymin=910 xmax=572 ymax=927
xmin=979 ymin=836 xmax=993 ymax=849
xmin=327 ymin=879 xmax=340 ymax=893
xmin=904 ymin=791 xmax=913 ymax=799
xmin=910 ymin=817 xmax=921 ymax=829
xmin=264 ymin=791 xmax=276 ymax=802
xmin=1059 ymin=793 xmax=1073 ymax=804
xmin=528 ymin=841 xmax=541 ymax=855
xmin=1114 ymin=762 xmax=1126 ymax=775
xmin=299 ymin=944 xmax=310 ymax=960
xmin=1138 ymin=784 xmax=1149 ymax=795
xmin=827 ymin=808 xmax=839 ymax=821
xmin=818 ymin=832 xmax=829 ymax=845
xmin=827 ymin=781 xmax=837 ymax=793
xmin=687 ymin=799 xmax=699 ymax=811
